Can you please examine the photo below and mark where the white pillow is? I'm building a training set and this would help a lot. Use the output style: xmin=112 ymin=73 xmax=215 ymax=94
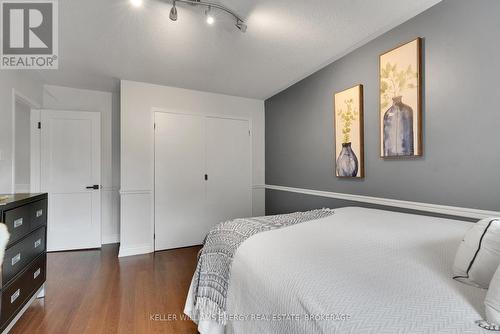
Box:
xmin=453 ymin=218 xmax=500 ymax=288
xmin=485 ymin=265 xmax=500 ymax=326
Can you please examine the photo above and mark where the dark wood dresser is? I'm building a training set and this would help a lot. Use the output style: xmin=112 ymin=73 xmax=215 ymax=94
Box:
xmin=0 ymin=193 xmax=47 ymax=333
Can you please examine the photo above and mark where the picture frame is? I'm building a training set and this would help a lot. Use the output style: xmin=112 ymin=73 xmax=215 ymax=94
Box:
xmin=379 ymin=37 xmax=422 ymax=158
xmin=334 ymin=84 xmax=364 ymax=178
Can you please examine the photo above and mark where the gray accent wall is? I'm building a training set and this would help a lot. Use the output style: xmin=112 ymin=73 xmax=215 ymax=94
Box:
xmin=265 ymin=0 xmax=500 ymax=216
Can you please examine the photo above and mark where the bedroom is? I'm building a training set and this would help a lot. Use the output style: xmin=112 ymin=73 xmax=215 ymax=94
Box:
xmin=0 ymin=0 xmax=499 ymax=333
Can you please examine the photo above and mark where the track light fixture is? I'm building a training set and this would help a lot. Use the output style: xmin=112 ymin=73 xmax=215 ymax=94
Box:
xmin=167 ymin=0 xmax=247 ymax=33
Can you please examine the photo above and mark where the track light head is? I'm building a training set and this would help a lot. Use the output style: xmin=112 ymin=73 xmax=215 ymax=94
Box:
xmin=205 ymin=6 xmax=214 ymax=25
xmin=169 ymin=1 xmax=178 ymax=21
xmin=130 ymin=0 xmax=143 ymax=7
xmin=236 ymin=20 xmax=247 ymax=33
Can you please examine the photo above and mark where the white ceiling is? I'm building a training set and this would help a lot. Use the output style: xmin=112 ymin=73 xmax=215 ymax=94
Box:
xmin=38 ymin=0 xmax=441 ymax=99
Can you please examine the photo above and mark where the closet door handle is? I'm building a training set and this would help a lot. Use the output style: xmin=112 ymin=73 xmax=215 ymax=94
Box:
xmin=204 ymin=174 xmax=208 ymax=181
xmin=86 ymin=185 xmax=100 ymax=190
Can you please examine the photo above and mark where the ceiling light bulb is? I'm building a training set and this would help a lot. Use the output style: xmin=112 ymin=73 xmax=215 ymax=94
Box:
xmin=205 ymin=7 xmax=215 ymax=25
xmin=169 ymin=3 xmax=177 ymax=21
xmin=130 ymin=0 xmax=143 ymax=8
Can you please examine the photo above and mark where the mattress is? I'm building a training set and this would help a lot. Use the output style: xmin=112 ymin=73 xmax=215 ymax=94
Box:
xmin=222 ymin=207 xmax=488 ymax=333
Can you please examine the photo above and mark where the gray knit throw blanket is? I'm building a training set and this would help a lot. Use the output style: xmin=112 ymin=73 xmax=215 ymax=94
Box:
xmin=188 ymin=209 xmax=335 ymax=325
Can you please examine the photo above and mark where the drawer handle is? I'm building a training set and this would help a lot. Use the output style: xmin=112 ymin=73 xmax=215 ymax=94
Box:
xmin=34 ymin=268 xmax=41 ymax=279
xmin=36 ymin=209 xmax=43 ymax=217
xmin=11 ymin=253 xmax=21 ymax=266
xmin=13 ymin=218 xmax=23 ymax=228
xmin=34 ymin=238 xmax=42 ymax=248
xmin=10 ymin=289 xmax=20 ymax=304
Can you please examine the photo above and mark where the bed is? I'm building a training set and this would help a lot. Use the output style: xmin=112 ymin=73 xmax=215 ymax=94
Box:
xmin=185 ymin=207 xmax=489 ymax=333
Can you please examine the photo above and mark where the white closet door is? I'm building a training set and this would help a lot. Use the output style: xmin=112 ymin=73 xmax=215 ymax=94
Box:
xmin=206 ymin=117 xmax=252 ymax=226
xmin=154 ymin=112 xmax=206 ymax=251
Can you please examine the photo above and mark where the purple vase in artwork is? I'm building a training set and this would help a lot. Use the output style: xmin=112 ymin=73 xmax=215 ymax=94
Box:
xmin=336 ymin=142 xmax=358 ymax=177
xmin=383 ymin=96 xmax=414 ymax=156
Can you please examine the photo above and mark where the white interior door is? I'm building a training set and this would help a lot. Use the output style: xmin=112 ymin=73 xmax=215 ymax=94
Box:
xmin=41 ymin=110 xmax=101 ymax=251
xmin=206 ymin=117 xmax=252 ymax=226
xmin=154 ymin=112 xmax=206 ymax=251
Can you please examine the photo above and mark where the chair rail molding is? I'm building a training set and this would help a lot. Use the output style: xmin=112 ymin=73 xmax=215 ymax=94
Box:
xmin=119 ymin=190 xmax=153 ymax=195
xmin=264 ymin=184 xmax=499 ymax=220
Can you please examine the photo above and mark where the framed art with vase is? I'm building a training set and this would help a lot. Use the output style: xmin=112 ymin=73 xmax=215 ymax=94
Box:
xmin=334 ymin=84 xmax=364 ymax=178
xmin=380 ymin=37 xmax=422 ymax=158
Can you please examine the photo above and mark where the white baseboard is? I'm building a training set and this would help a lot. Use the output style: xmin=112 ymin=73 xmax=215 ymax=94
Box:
xmin=118 ymin=243 xmax=153 ymax=258
xmin=2 ymin=284 xmax=45 ymax=334
xmin=102 ymin=234 xmax=120 ymax=245
xmin=264 ymin=184 xmax=500 ymax=220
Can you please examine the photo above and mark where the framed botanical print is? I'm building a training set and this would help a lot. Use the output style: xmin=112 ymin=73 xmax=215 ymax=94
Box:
xmin=334 ymin=84 xmax=364 ymax=178
xmin=380 ymin=37 xmax=422 ymax=158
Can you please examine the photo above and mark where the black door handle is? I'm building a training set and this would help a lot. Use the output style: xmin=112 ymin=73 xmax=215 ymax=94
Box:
xmin=86 ymin=185 xmax=100 ymax=190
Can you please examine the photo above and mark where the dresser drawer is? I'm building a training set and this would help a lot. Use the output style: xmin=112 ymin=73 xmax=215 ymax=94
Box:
xmin=0 ymin=254 xmax=46 ymax=326
xmin=2 ymin=227 xmax=46 ymax=285
xmin=29 ymin=199 xmax=47 ymax=231
xmin=3 ymin=206 xmax=31 ymax=246
xmin=3 ymin=199 xmax=47 ymax=246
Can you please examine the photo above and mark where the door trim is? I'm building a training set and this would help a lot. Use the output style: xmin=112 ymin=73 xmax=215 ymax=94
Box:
xmin=151 ymin=108 xmax=253 ymax=252
xmin=11 ymin=89 xmax=41 ymax=194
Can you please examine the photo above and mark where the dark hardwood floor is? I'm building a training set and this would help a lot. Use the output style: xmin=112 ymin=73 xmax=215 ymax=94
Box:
xmin=11 ymin=244 xmax=201 ymax=334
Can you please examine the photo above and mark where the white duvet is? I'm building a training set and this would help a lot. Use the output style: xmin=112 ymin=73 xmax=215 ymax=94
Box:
xmin=188 ymin=207 xmax=489 ymax=334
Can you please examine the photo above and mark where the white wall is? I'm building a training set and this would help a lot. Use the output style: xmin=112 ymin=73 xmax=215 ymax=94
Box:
xmin=42 ymin=85 xmax=120 ymax=244
xmin=0 ymin=71 xmax=44 ymax=194
xmin=120 ymin=80 xmax=265 ymax=257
